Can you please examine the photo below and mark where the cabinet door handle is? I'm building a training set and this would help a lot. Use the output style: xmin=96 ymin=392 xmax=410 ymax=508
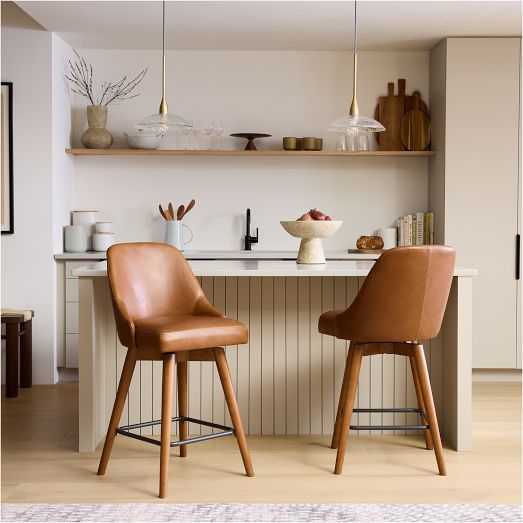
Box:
xmin=517 ymin=234 xmax=521 ymax=280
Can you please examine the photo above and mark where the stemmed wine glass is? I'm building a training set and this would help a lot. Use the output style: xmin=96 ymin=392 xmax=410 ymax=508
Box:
xmin=191 ymin=118 xmax=201 ymax=150
xmin=213 ymin=117 xmax=224 ymax=150
xmin=181 ymin=125 xmax=191 ymax=150
xmin=202 ymin=118 xmax=214 ymax=150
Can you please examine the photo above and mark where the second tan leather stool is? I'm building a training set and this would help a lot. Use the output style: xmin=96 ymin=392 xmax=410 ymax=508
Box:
xmin=319 ymin=246 xmax=455 ymax=476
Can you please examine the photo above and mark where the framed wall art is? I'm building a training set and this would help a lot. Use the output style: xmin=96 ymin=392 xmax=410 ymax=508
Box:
xmin=1 ymin=81 xmax=13 ymax=234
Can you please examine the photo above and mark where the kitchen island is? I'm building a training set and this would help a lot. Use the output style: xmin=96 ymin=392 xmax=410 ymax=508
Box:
xmin=75 ymin=260 xmax=476 ymax=453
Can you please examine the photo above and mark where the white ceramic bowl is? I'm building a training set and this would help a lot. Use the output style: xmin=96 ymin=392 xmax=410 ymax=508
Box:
xmin=280 ymin=220 xmax=343 ymax=264
xmin=124 ymin=132 xmax=163 ymax=150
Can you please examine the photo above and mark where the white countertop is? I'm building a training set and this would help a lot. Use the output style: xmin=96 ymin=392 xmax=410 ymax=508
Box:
xmin=73 ymin=259 xmax=478 ymax=278
xmin=55 ymin=249 xmax=380 ymax=261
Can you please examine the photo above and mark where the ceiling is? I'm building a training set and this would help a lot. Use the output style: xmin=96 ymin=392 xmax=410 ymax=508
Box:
xmin=16 ymin=1 xmax=522 ymax=51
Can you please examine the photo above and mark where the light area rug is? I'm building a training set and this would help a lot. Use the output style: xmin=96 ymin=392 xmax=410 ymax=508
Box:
xmin=1 ymin=503 xmax=521 ymax=522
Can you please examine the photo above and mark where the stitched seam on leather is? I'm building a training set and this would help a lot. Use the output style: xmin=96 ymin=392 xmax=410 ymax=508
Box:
xmin=416 ymin=249 xmax=432 ymax=341
xmin=191 ymin=293 xmax=205 ymax=316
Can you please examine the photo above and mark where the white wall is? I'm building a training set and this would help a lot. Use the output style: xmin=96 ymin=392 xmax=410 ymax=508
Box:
xmin=1 ymin=2 xmax=57 ymax=383
xmin=70 ymin=50 xmax=430 ymax=250
xmin=52 ymin=33 xmax=74 ymax=368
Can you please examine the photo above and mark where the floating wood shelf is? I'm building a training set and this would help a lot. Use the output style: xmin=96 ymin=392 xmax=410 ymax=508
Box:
xmin=65 ymin=148 xmax=435 ymax=157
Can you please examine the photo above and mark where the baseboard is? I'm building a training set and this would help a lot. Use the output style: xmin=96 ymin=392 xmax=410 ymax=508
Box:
xmin=472 ymin=368 xmax=522 ymax=382
xmin=58 ymin=367 xmax=79 ymax=382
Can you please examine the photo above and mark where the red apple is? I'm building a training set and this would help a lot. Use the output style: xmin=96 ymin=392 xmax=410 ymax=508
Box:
xmin=297 ymin=213 xmax=313 ymax=221
xmin=324 ymin=215 xmax=332 ymax=221
xmin=309 ymin=208 xmax=326 ymax=220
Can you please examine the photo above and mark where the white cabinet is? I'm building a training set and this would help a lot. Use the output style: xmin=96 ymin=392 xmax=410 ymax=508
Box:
xmin=64 ymin=260 xmax=102 ymax=368
xmin=430 ymin=38 xmax=521 ymax=369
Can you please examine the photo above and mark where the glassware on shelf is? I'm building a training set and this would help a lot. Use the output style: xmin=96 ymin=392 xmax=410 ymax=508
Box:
xmin=190 ymin=118 xmax=201 ymax=150
xmin=356 ymin=132 xmax=370 ymax=151
xmin=335 ymin=133 xmax=348 ymax=151
xmin=181 ymin=126 xmax=191 ymax=150
xmin=202 ymin=118 xmax=214 ymax=150
xmin=213 ymin=117 xmax=224 ymax=150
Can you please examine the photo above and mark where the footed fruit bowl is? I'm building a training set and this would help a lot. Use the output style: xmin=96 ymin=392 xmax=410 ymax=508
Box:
xmin=280 ymin=220 xmax=343 ymax=264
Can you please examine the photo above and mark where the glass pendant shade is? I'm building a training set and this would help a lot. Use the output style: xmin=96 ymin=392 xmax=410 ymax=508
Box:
xmin=325 ymin=1 xmax=385 ymax=135
xmin=136 ymin=112 xmax=191 ymax=134
xmin=135 ymin=1 xmax=190 ymax=134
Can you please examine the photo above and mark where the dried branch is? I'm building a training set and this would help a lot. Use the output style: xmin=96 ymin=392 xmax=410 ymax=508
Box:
xmin=65 ymin=50 xmax=147 ymax=107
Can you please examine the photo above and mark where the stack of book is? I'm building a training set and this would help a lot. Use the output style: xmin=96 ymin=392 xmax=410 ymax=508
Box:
xmin=396 ymin=212 xmax=434 ymax=246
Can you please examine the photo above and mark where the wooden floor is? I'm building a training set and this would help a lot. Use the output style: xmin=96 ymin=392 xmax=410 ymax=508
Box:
xmin=1 ymin=382 xmax=521 ymax=504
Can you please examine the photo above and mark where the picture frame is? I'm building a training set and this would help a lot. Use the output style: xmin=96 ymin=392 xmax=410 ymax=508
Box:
xmin=1 ymin=81 xmax=14 ymax=234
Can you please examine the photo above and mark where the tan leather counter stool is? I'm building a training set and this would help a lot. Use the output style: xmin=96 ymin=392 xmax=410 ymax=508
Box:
xmin=97 ymin=243 xmax=253 ymax=498
xmin=319 ymin=246 xmax=455 ymax=477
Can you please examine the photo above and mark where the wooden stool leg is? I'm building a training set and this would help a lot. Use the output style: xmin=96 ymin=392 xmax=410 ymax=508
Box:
xmin=214 ymin=347 xmax=254 ymax=477
xmin=412 ymin=344 xmax=447 ymax=476
xmin=334 ymin=344 xmax=363 ymax=475
xmin=20 ymin=319 xmax=32 ymax=388
xmin=5 ymin=323 xmax=19 ymax=398
xmin=331 ymin=346 xmax=353 ymax=449
xmin=177 ymin=361 xmax=188 ymax=457
xmin=97 ymin=349 xmax=137 ymax=476
xmin=409 ymin=355 xmax=433 ymax=450
xmin=159 ymin=353 xmax=175 ymax=498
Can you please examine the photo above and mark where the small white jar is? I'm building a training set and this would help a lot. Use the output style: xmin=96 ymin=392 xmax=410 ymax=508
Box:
xmin=93 ymin=232 xmax=115 ymax=252
xmin=64 ymin=225 xmax=88 ymax=253
xmin=96 ymin=221 xmax=113 ymax=233
xmin=72 ymin=210 xmax=99 ymax=250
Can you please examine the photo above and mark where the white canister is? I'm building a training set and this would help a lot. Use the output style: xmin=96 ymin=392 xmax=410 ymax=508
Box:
xmin=377 ymin=227 xmax=397 ymax=250
xmin=93 ymin=232 xmax=115 ymax=252
xmin=72 ymin=210 xmax=99 ymax=250
xmin=96 ymin=221 xmax=113 ymax=233
xmin=64 ymin=225 xmax=88 ymax=253
xmin=164 ymin=221 xmax=193 ymax=251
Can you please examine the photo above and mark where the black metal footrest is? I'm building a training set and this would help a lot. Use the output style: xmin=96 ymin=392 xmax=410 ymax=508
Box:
xmin=116 ymin=416 xmax=234 ymax=447
xmin=350 ymin=407 xmax=429 ymax=431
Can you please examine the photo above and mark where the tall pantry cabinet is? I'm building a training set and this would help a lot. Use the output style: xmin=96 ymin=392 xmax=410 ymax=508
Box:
xmin=429 ymin=37 xmax=521 ymax=369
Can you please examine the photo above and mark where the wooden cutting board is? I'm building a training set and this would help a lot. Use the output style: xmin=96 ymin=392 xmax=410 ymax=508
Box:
xmin=375 ymin=79 xmax=429 ymax=150
xmin=375 ymin=82 xmax=404 ymax=151
xmin=400 ymin=92 xmax=431 ymax=151
xmin=348 ymin=249 xmax=385 ymax=254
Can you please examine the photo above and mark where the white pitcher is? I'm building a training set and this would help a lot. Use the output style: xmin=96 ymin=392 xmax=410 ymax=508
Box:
xmin=164 ymin=221 xmax=193 ymax=251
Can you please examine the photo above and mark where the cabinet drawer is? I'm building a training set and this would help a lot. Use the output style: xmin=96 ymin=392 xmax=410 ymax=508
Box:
xmin=66 ymin=302 xmax=79 ymax=333
xmin=65 ymin=333 xmax=79 ymax=368
xmin=65 ymin=261 xmax=89 ymax=279
xmin=66 ymin=279 xmax=79 ymax=302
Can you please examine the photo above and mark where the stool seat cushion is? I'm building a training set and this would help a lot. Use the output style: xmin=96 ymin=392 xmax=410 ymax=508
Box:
xmin=1 ymin=309 xmax=33 ymax=322
xmin=318 ymin=309 xmax=344 ymax=337
xmin=135 ymin=315 xmax=248 ymax=353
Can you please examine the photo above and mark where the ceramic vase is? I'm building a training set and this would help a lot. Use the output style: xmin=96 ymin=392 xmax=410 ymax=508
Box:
xmin=81 ymin=105 xmax=113 ymax=149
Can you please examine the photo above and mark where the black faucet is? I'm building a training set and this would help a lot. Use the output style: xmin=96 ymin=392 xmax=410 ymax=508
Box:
xmin=244 ymin=208 xmax=259 ymax=251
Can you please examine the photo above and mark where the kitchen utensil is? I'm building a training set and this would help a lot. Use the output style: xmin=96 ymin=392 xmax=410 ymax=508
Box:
xmin=280 ymin=220 xmax=343 ymax=264
xmin=400 ymin=92 xmax=431 ymax=151
xmin=182 ymin=199 xmax=195 ymax=218
xmin=168 ymin=202 xmax=175 ymax=221
xmin=93 ymin=232 xmax=115 ymax=252
xmin=230 ymin=133 xmax=271 ymax=151
xmin=347 ymin=248 xmax=384 ymax=254
xmin=159 ymin=204 xmax=169 ymax=221
xmin=124 ymin=131 xmax=163 ymax=150
xmin=64 ymin=225 xmax=88 ymax=253
xmin=165 ymin=220 xmax=193 ymax=250
xmin=177 ymin=205 xmax=185 ymax=220
xmin=96 ymin=221 xmax=113 ymax=233
xmin=213 ymin=118 xmax=224 ymax=150
xmin=375 ymin=82 xmax=404 ymax=151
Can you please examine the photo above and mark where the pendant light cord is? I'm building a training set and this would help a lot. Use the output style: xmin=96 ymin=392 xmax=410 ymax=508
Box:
xmin=350 ymin=0 xmax=359 ymax=116
xmin=162 ymin=0 xmax=165 ymax=59
xmin=159 ymin=0 xmax=168 ymax=114
xmin=353 ymin=0 xmax=357 ymax=55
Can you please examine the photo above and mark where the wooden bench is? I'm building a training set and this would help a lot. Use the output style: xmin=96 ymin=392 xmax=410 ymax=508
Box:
xmin=2 ymin=309 xmax=33 ymax=398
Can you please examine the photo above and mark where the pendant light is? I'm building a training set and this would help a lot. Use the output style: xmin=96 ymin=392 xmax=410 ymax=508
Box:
xmin=136 ymin=0 xmax=191 ymax=133
xmin=325 ymin=1 xmax=385 ymax=134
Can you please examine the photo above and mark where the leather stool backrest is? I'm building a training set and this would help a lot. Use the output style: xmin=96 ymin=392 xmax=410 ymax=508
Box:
xmin=335 ymin=246 xmax=456 ymax=342
xmin=107 ymin=242 xmax=205 ymax=348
